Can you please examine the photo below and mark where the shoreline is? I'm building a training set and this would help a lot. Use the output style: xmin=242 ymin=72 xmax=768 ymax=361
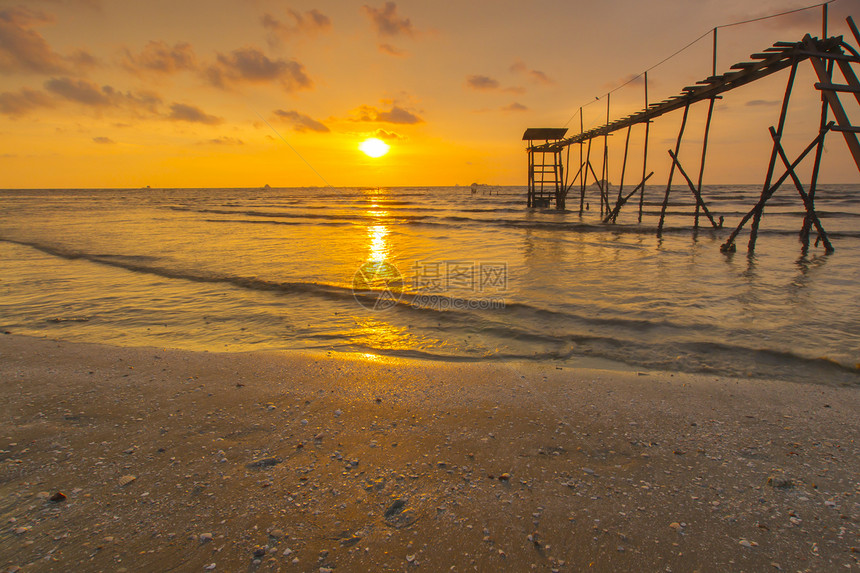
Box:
xmin=1 ymin=334 xmax=858 ymax=571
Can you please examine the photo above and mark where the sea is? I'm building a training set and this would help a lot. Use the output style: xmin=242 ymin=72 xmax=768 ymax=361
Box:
xmin=1 ymin=185 xmax=859 ymax=385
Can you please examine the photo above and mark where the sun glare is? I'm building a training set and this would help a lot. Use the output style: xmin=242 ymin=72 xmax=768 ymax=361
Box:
xmin=359 ymin=138 xmax=390 ymax=158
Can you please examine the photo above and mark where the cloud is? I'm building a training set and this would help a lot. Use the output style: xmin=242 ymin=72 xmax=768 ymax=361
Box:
xmin=0 ymin=6 xmax=68 ymax=74
xmin=362 ymin=2 xmax=415 ymax=37
xmin=371 ymin=128 xmax=405 ymax=140
xmin=273 ymin=109 xmax=329 ymax=132
xmin=0 ymin=87 xmax=53 ymax=115
xmin=466 ymin=75 xmax=499 ymax=91
xmin=205 ymin=47 xmax=312 ymax=92
xmin=262 ymin=8 xmax=331 ymax=44
xmin=205 ymin=137 xmax=243 ymax=145
xmin=350 ymin=103 xmax=423 ymax=124
xmin=167 ymin=102 xmax=222 ymax=125
xmin=746 ymin=99 xmax=780 ymax=107
xmin=44 ymin=76 xmax=108 ymax=105
xmin=502 ymin=102 xmax=528 ymax=112
xmin=31 ymin=0 xmax=102 ymax=8
xmin=44 ymin=76 xmax=161 ymax=112
xmin=377 ymin=43 xmax=406 ymax=57
xmin=510 ymin=60 xmax=555 ymax=85
xmin=466 ymin=74 xmax=524 ymax=95
xmin=92 ymin=136 xmax=114 ymax=144
xmin=121 ymin=41 xmax=196 ymax=75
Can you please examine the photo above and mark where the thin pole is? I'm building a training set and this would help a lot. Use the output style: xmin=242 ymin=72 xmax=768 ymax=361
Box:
xmin=692 ymin=28 xmax=719 ymax=230
xmin=712 ymin=27 xmax=718 ymax=76
xmin=583 ymin=137 xmax=593 ymax=212
xmin=802 ymin=58 xmax=832 ymax=249
xmin=695 ymin=98 xmax=716 ymax=229
xmin=822 ymin=3 xmax=827 ymax=38
xmin=579 ymin=108 xmax=586 ymax=213
xmin=748 ymin=62 xmax=798 ymax=252
xmin=639 ymin=71 xmax=649 ymax=223
xmin=657 ymin=102 xmax=690 ymax=236
xmin=616 ymin=125 xmax=632 ymax=216
xmin=601 ymin=94 xmax=611 ymax=216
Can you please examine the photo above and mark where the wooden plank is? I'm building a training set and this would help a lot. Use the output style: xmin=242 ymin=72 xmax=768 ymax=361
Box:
xmin=806 ymin=38 xmax=860 ymax=170
xmin=830 ymin=125 xmax=860 ymax=133
xmin=798 ymin=51 xmax=860 ymax=62
xmin=815 ymin=82 xmax=860 ymax=93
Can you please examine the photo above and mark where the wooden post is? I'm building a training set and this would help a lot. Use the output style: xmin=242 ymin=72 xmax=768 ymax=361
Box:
xmin=579 ymin=108 xmax=586 ymax=214
xmin=769 ymin=126 xmax=833 ymax=252
xmin=555 ymin=149 xmax=565 ymax=210
xmin=802 ymin=60 xmax=832 ymax=249
xmin=695 ymin=28 xmax=718 ymax=230
xmin=601 ymin=94 xmax=611 ymax=216
xmin=583 ymin=135 xmax=593 ymax=212
xmin=748 ymin=61 xmax=798 ymax=252
xmin=657 ymin=102 xmax=690 ymax=236
xmin=639 ymin=71 xmax=649 ymax=223
xmin=617 ymin=125 xmax=632 ymax=211
xmin=527 ymin=148 xmax=534 ymax=208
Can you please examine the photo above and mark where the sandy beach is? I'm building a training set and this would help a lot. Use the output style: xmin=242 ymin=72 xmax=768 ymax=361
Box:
xmin=0 ymin=334 xmax=857 ymax=572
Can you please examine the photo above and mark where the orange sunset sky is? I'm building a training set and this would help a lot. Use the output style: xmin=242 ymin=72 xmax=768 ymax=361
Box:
xmin=1 ymin=0 xmax=859 ymax=188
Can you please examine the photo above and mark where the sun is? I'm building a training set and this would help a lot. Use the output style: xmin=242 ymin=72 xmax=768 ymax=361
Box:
xmin=359 ymin=138 xmax=390 ymax=158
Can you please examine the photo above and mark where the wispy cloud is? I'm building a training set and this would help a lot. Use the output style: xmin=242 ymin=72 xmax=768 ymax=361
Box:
xmin=510 ymin=60 xmax=555 ymax=85
xmin=205 ymin=47 xmax=312 ymax=92
xmin=44 ymin=77 xmax=161 ymax=113
xmin=92 ymin=136 xmax=114 ymax=144
xmin=362 ymin=2 xmax=415 ymax=37
xmin=501 ymin=102 xmax=528 ymax=112
xmin=370 ymin=128 xmax=405 ymax=140
xmin=466 ymin=75 xmax=499 ymax=91
xmin=273 ymin=109 xmax=329 ymax=133
xmin=0 ymin=7 xmax=69 ymax=74
xmin=205 ymin=136 xmax=243 ymax=145
xmin=466 ymin=74 xmax=524 ymax=95
xmin=121 ymin=41 xmax=197 ymax=75
xmin=377 ymin=43 xmax=406 ymax=57
xmin=43 ymin=77 xmax=161 ymax=115
xmin=350 ymin=102 xmax=423 ymax=124
xmin=0 ymin=87 xmax=54 ymax=115
xmin=362 ymin=2 xmax=416 ymax=56
xmin=167 ymin=102 xmax=222 ymax=125
xmin=30 ymin=0 xmax=102 ymax=8
xmin=262 ymin=9 xmax=331 ymax=45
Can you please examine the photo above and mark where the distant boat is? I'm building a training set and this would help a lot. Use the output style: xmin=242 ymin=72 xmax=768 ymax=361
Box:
xmin=262 ymin=184 xmax=271 ymax=190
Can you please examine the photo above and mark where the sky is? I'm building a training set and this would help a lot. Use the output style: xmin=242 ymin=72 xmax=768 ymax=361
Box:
xmin=1 ymin=0 xmax=859 ymax=188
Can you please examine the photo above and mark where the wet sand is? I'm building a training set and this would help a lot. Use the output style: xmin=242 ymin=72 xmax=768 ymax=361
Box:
xmin=0 ymin=334 xmax=858 ymax=572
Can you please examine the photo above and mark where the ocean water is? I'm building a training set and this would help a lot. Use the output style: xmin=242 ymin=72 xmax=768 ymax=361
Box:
xmin=1 ymin=185 xmax=859 ymax=385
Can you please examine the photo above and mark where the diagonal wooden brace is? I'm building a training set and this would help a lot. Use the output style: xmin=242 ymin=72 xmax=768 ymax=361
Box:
xmin=720 ymin=126 xmax=830 ymax=252
xmin=667 ymin=150 xmax=721 ymax=229
xmin=768 ymin=126 xmax=834 ymax=252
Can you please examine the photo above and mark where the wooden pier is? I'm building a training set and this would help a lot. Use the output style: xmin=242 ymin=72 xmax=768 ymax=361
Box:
xmin=524 ymin=11 xmax=860 ymax=253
